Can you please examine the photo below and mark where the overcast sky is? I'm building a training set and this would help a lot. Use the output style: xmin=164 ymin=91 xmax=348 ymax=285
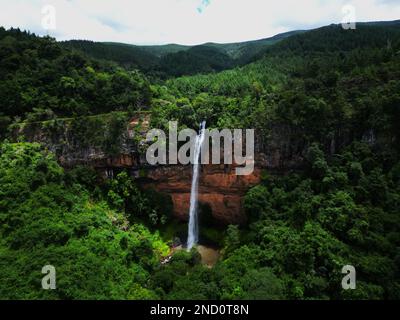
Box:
xmin=0 ymin=0 xmax=399 ymax=45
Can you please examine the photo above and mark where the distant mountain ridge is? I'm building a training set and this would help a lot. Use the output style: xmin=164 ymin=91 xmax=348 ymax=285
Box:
xmin=132 ymin=29 xmax=306 ymax=59
xmin=60 ymin=29 xmax=305 ymax=77
xmin=60 ymin=20 xmax=400 ymax=77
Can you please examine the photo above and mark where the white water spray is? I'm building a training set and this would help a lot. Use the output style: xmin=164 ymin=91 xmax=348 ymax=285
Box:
xmin=187 ymin=121 xmax=206 ymax=250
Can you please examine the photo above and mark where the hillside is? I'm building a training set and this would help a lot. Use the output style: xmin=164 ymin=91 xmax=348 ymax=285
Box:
xmin=1 ymin=20 xmax=400 ymax=300
xmin=146 ymin=22 xmax=400 ymax=299
xmin=0 ymin=27 xmax=151 ymax=133
xmin=204 ymin=30 xmax=306 ymax=62
xmin=60 ymin=29 xmax=304 ymax=77
xmin=61 ymin=40 xmax=159 ymax=70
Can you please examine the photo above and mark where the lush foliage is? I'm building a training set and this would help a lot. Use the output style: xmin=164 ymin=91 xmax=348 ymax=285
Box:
xmin=1 ymin=22 xmax=400 ymax=300
xmin=0 ymin=27 xmax=151 ymax=125
xmin=61 ymin=32 xmax=299 ymax=78
xmin=242 ymin=142 xmax=400 ymax=299
xmin=146 ymin=22 xmax=400 ymax=300
xmin=0 ymin=142 xmax=168 ymax=299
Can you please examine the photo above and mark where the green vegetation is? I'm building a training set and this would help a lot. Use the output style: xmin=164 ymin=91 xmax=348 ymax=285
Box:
xmin=0 ymin=27 xmax=151 ymax=125
xmin=0 ymin=142 xmax=168 ymax=299
xmin=241 ymin=142 xmax=400 ymax=299
xmin=0 ymin=21 xmax=400 ymax=300
xmin=61 ymin=30 xmax=303 ymax=78
xmin=61 ymin=40 xmax=160 ymax=72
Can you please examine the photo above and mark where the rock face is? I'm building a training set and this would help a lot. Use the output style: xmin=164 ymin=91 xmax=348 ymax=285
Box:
xmin=15 ymin=115 xmax=313 ymax=224
xmin=141 ymin=164 xmax=261 ymax=224
xmin=16 ymin=113 xmax=378 ymax=224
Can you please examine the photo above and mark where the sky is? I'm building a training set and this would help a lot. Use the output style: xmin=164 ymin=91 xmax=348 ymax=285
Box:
xmin=0 ymin=0 xmax=399 ymax=45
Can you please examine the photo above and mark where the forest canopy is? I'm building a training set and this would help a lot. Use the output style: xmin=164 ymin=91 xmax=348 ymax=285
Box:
xmin=0 ymin=21 xmax=399 ymax=300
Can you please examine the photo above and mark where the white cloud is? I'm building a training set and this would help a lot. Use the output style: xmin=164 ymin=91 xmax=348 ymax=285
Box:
xmin=0 ymin=0 xmax=399 ymax=45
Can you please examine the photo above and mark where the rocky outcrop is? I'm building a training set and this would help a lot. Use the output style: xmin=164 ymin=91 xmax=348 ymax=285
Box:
xmin=14 ymin=114 xmax=312 ymax=224
xmin=141 ymin=164 xmax=261 ymax=224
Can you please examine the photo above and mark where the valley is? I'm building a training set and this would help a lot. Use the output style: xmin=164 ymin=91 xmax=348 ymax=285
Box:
xmin=0 ymin=20 xmax=400 ymax=300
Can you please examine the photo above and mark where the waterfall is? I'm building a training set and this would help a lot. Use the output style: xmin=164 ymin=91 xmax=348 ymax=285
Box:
xmin=187 ymin=121 xmax=206 ymax=250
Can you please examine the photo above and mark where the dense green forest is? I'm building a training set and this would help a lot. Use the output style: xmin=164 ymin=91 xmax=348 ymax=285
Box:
xmin=0 ymin=21 xmax=400 ymax=299
xmin=0 ymin=27 xmax=151 ymax=125
xmin=60 ymin=30 xmax=301 ymax=78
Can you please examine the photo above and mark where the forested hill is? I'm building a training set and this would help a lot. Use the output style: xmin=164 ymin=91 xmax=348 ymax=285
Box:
xmin=1 ymin=21 xmax=400 ymax=131
xmin=258 ymin=20 xmax=400 ymax=57
xmin=1 ymin=21 xmax=400 ymax=124
xmin=142 ymin=20 xmax=400 ymax=300
xmin=61 ymin=40 xmax=160 ymax=71
xmin=1 ymin=20 xmax=400 ymax=300
xmin=60 ymin=29 xmax=304 ymax=77
xmin=0 ymin=26 xmax=152 ymax=134
xmin=61 ymin=20 xmax=400 ymax=79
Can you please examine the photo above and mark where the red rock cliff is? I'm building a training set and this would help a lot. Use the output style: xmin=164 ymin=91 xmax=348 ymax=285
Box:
xmin=141 ymin=164 xmax=261 ymax=224
xmin=17 ymin=114 xmax=308 ymax=224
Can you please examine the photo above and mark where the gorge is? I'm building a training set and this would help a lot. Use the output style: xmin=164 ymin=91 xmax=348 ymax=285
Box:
xmin=14 ymin=113 xmax=307 ymax=225
xmin=2 ymin=21 xmax=399 ymax=300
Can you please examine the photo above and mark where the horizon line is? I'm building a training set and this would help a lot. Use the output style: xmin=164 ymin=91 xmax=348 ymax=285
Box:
xmin=1 ymin=18 xmax=399 ymax=47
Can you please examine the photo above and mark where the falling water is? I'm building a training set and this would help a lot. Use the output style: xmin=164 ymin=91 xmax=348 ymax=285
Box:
xmin=187 ymin=121 xmax=206 ymax=250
